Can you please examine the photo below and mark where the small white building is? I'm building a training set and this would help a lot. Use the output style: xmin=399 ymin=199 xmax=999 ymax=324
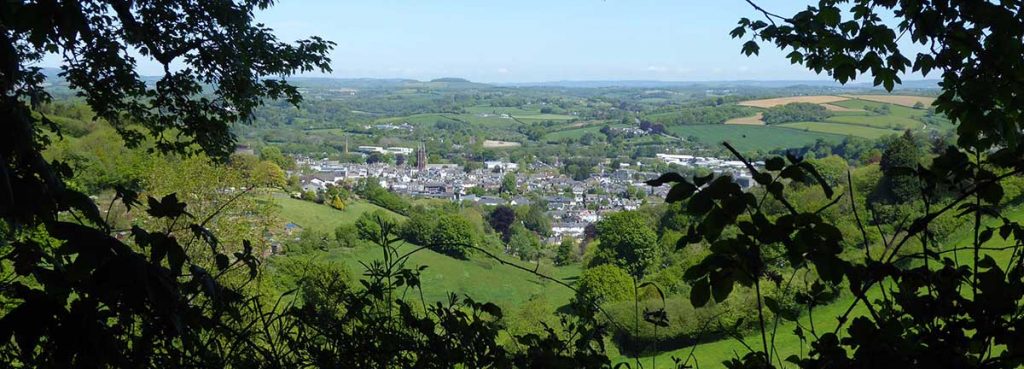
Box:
xmin=484 ymin=160 xmax=519 ymax=171
xmin=386 ymin=147 xmax=414 ymax=155
xmin=356 ymin=146 xmax=387 ymax=154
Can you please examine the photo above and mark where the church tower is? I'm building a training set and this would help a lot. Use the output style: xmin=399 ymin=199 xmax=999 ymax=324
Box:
xmin=416 ymin=143 xmax=427 ymax=171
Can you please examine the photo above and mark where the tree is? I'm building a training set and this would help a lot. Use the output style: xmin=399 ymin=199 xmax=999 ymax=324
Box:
xmin=0 ymin=1 xmax=332 ymax=365
xmin=259 ymin=145 xmax=295 ymax=170
xmin=334 ymin=224 xmax=360 ymax=248
xmin=555 ymin=237 xmax=579 ymax=266
xmin=521 ymin=204 xmax=552 ymax=237
xmin=761 ymin=102 xmax=832 ymax=124
xmin=487 ymin=205 xmax=517 ymax=242
xmin=329 ymin=194 xmax=347 ymax=210
xmin=429 ymin=214 xmax=476 ymax=259
xmin=807 ymin=155 xmax=849 ymax=187
xmin=507 ymin=223 xmax=542 ymax=261
xmin=577 ymin=264 xmax=634 ymax=303
xmin=500 ymin=172 xmax=518 ymax=195
xmin=595 ymin=211 xmax=657 ymax=278
xmin=655 ymin=2 xmax=1024 ymax=368
xmin=879 ymin=131 xmax=922 ymax=203
xmin=401 ymin=208 xmax=439 ymax=245
xmin=252 ymin=160 xmax=288 ymax=188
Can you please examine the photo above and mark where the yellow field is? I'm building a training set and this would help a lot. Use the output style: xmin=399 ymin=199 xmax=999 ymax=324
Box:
xmin=482 ymin=140 xmax=521 ymax=148
xmin=724 ymin=112 xmax=764 ymax=125
xmin=820 ymin=103 xmax=862 ymax=112
xmin=738 ymin=95 xmax=849 ymax=108
xmin=841 ymin=94 xmax=935 ymax=108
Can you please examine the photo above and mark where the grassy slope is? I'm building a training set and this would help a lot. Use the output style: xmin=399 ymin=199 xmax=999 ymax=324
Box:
xmin=273 ymin=193 xmax=402 ymax=232
xmin=321 ymin=243 xmax=581 ymax=309
xmin=272 ymin=191 xmax=580 ymax=309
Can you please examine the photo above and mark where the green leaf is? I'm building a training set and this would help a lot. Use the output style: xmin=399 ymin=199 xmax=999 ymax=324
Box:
xmin=711 ymin=273 xmax=734 ymax=302
xmin=765 ymin=157 xmax=785 ymax=171
xmin=690 ymin=277 xmax=711 ymax=307
xmin=215 ymin=254 xmax=229 ymax=271
xmin=666 ymin=181 xmax=698 ymax=203
xmin=741 ymin=40 xmax=760 ymax=56
xmin=645 ymin=172 xmax=684 ymax=187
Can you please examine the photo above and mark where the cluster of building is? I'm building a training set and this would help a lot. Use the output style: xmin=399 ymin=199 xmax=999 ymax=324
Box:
xmin=292 ymin=150 xmax=759 ymax=243
xmin=656 ymin=153 xmax=758 ymax=189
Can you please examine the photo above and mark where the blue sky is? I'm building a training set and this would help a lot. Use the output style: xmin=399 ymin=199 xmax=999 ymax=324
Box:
xmin=256 ymin=0 xmax=821 ymax=82
xmin=44 ymin=1 xmax=925 ymax=83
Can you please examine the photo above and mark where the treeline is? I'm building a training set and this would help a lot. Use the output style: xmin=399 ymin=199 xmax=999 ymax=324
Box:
xmin=643 ymin=105 xmax=755 ymax=126
xmin=761 ymin=102 xmax=832 ymax=124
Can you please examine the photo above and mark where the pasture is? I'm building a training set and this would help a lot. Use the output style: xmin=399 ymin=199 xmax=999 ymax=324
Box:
xmin=272 ymin=193 xmax=402 ymax=232
xmin=543 ymin=124 xmax=628 ymax=141
xmin=779 ymin=121 xmax=901 ymax=139
xmin=825 ymin=114 xmax=924 ymax=130
xmin=840 ymin=94 xmax=936 ymax=107
xmin=319 ymin=243 xmax=581 ymax=309
xmin=737 ymin=95 xmax=848 ymax=108
xmin=666 ymin=125 xmax=844 ymax=152
xmin=482 ymin=140 xmax=522 ymax=148
xmin=724 ymin=112 xmax=764 ymax=125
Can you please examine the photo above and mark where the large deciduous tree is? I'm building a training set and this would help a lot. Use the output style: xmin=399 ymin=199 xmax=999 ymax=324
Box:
xmin=879 ymin=131 xmax=922 ymax=203
xmin=596 ymin=211 xmax=657 ymax=278
xmin=0 ymin=1 xmax=332 ymax=366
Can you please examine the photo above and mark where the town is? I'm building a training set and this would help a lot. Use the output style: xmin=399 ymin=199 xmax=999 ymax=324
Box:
xmin=292 ymin=144 xmax=757 ymax=243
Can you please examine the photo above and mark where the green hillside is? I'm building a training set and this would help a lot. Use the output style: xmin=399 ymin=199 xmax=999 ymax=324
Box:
xmin=273 ymin=193 xmax=402 ymax=232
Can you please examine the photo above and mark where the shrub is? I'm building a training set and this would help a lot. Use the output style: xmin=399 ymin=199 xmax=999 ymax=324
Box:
xmin=555 ymin=237 xmax=579 ymax=266
xmin=577 ymin=264 xmax=634 ymax=304
xmin=334 ymin=224 xmax=360 ymax=248
xmin=605 ymin=288 xmax=764 ymax=353
xmin=429 ymin=214 xmax=476 ymax=259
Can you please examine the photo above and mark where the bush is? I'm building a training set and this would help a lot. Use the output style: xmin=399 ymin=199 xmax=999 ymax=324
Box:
xmin=284 ymin=229 xmax=334 ymax=254
xmin=269 ymin=256 xmax=352 ymax=315
xmin=596 ymin=211 xmax=658 ymax=277
xmin=577 ymin=264 xmax=634 ymax=304
xmin=401 ymin=209 xmax=438 ymax=245
xmin=334 ymin=224 xmax=360 ymax=248
xmin=604 ymin=288 xmax=764 ymax=353
xmin=429 ymin=214 xmax=476 ymax=259
xmin=508 ymin=223 xmax=542 ymax=261
xmin=555 ymin=237 xmax=579 ymax=266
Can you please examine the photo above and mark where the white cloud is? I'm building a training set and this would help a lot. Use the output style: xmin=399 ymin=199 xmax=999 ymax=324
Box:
xmin=496 ymin=67 xmax=510 ymax=74
xmin=646 ymin=65 xmax=669 ymax=73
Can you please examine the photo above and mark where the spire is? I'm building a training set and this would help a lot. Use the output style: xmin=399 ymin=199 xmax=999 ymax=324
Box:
xmin=416 ymin=142 xmax=427 ymax=171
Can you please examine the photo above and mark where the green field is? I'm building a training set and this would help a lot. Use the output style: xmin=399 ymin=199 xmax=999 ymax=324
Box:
xmin=272 ymin=193 xmax=402 ymax=232
xmin=273 ymin=192 xmax=577 ymax=308
xmin=514 ymin=113 xmax=575 ymax=121
xmin=666 ymin=125 xmax=844 ymax=152
xmin=543 ymin=124 xmax=627 ymax=141
xmin=824 ymin=114 xmax=924 ymax=130
xmin=464 ymin=106 xmax=540 ymax=116
xmin=376 ymin=113 xmax=461 ymax=126
xmin=830 ymin=99 xmax=924 ymax=118
xmin=317 ymin=243 xmax=580 ymax=309
xmin=457 ymin=114 xmax=521 ymax=127
xmin=779 ymin=121 xmax=902 ymax=139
